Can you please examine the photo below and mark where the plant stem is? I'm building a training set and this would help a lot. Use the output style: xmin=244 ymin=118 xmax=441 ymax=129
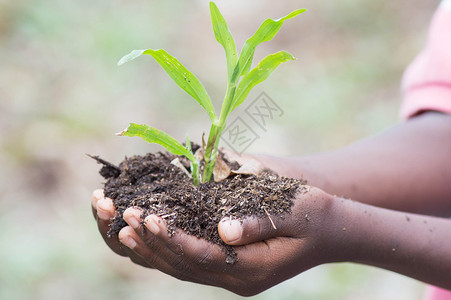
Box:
xmin=191 ymin=161 xmax=200 ymax=185
xmin=219 ymin=73 xmax=238 ymax=126
xmin=202 ymin=123 xmax=222 ymax=182
xmin=202 ymin=73 xmax=239 ymax=182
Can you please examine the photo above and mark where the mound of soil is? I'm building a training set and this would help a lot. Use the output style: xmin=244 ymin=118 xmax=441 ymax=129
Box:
xmin=92 ymin=150 xmax=304 ymax=263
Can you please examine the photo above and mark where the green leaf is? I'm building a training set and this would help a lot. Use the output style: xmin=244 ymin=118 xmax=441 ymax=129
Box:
xmin=118 ymin=49 xmax=217 ymax=122
xmin=118 ymin=123 xmax=197 ymax=163
xmin=231 ymin=51 xmax=295 ymax=111
xmin=209 ymin=2 xmax=238 ymax=82
xmin=117 ymin=49 xmax=146 ymax=66
xmin=236 ymin=8 xmax=306 ymax=76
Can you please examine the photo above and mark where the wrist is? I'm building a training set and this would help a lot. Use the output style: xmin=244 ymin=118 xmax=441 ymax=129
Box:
xmin=292 ymin=187 xmax=336 ymax=265
xmin=319 ymin=196 xmax=384 ymax=264
xmin=310 ymin=194 xmax=365 ymax=265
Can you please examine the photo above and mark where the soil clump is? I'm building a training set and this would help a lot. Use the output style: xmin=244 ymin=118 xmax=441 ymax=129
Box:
xmin=92 ymin=150 xmax=304 ymax=263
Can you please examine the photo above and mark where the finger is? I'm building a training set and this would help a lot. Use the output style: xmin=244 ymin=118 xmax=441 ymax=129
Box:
xmin=122 ymin=209 xmax=218 ymax=282
xmin=123 ymin=208 xmax=182 ymax=266
xmin=218 ymin=188 xmax=325 ymax=246
xmin=118 ymin=226 xmax=154 ymax=268
xmin=142 ymin=214 xmax=231 ymax=273
xmin=91 ymin=189 xmax=104 ymax=219
xmin=141 ymin=215 xmax=246 ymax=288
xmin=118 ymin=225 xmax=194 ymax=276
xmin=96 ymin=197 xmax=127 ymax=256
xmin=124 ymin=210 xmax=271 ymax=293
xmin=146 ymin=217 xmax=295 ymax=296
xmin=218 ymin=214 xmax=291 ymax=246
xmin=96 ymin=197 xmax=114 ymax=220
xmin=123 ymin=207 xmax=184 ymax=266
xmin=124 ymin=208 xmax=229 ymax=272
xmin=92 ymin=189 xmax=104 ymax=210
xmin=231 ymin=237 xmax=309 ymax=295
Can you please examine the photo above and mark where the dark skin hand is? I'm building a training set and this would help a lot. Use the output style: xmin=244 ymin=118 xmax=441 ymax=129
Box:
xmin=92 ymin=112 xmax=451 ymax=295
xmin=92 ymin=188 xmax=333 ymax=296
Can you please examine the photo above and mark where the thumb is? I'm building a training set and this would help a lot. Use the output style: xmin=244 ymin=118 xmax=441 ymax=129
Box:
xmin=218 ymin=215 xmax=282 ymax=246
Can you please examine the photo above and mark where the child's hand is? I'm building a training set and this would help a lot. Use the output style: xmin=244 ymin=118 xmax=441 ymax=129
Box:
xmin=91 ymin=189 xmax=154 ymax=268
xmin=92 ymin=180 xmax=451 ymax=293
xmin=96 ymin=187 xmax=333 ymax=296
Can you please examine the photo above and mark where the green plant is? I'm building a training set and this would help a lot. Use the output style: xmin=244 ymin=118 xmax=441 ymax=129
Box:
xmin=117 ymin=2 xmax=305 ymax=185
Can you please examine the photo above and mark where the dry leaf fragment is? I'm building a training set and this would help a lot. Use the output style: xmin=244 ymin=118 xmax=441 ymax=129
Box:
xmin=231 ymin=159 xmax=263 ymax=176
xmin=213 ymin=154 xmax=232 ymax=182
xmin=194 ymin=148 xmax=205 ymax=162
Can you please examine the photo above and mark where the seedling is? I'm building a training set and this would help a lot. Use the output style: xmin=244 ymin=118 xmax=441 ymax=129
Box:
xmin=117 ymin=2 xmax=305 ymax=185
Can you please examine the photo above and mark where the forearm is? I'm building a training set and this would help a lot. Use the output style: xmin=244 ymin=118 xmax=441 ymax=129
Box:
xmin=322 ymin=196 xmax=451 ymax=289
xmin=255 ymin=112 xmax=451 ymax=216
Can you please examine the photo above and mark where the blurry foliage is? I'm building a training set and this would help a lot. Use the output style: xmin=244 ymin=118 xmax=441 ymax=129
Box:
xmin=0 ymin=0 xmax=436 ymax=299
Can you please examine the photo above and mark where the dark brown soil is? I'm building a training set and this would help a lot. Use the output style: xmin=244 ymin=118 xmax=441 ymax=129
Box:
xmin=92 ymin=150 xmax=304 ymax=264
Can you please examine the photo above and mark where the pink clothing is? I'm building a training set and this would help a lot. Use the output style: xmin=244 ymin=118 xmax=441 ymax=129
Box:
xmin=401 ymin=1 xmax=451 ymax=299
xmin=401 ymin=0 xmax=451 ymax=119
xmin=424 ymin=287 xmax=451 ymax=300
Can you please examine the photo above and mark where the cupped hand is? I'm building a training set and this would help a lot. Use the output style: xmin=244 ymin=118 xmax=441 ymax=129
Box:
xmin=111 ymin=187 xmax=334 ymax=296
xmin=91 ymin=189 xmax=153 ymax=268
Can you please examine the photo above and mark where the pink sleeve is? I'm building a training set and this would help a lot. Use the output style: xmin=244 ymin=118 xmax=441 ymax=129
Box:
xmin=400 ymin=1 xmax=451 ymax=119
xmin=424 ymin=286 xmax=451 ymax=300
xmin=403 ymin=2 xmax=451 ymax=299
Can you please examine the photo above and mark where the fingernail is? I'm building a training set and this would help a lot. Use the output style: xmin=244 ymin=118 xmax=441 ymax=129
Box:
xmin=92 ymin=189 xmax=104 ymax=209
xmin=126 ymin=216 xmax=139 ymax=229
xmin=222 ymin=219 xmax=242 ymax=243
xmin=121 ymin=237 xmax=137 ymax=249
xmin=92 ymin=189 xmax=104 ymax=201
xmin=145 ymin=216 xmax=161 ymax=235
xmin=97 ymin=199 xmax=113 ymax=220
xmin=97 ymin=207 xmax=111 ymax=220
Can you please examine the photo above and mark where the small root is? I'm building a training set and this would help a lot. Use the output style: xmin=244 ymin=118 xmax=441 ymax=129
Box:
xmin=160 ymin=212 xmax=177 ymax=219
xmin=263 ymin=207 xmax=277 ymax=230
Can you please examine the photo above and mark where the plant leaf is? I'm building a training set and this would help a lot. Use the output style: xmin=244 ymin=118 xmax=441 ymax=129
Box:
xmin=118 ymin=49 xmax=217 ymax=122
xmin=236 ymin=8 xmax=306 ymax=76
xmin=209 ymin=2 xmax=238 ymax=82
xmin=185 ymin=135 xmax=192 ymax=152
xmin=231 ymin=51 xmax=295 ymax=111
xmin=117 ymin=49 xmax=146 ymax=66
xmin=118 ymin=123 xmax=197 ymax=163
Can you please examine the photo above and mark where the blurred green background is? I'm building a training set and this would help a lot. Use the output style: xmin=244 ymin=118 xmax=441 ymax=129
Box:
xmin=0 ymin=0 xmax=438 ymax=299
